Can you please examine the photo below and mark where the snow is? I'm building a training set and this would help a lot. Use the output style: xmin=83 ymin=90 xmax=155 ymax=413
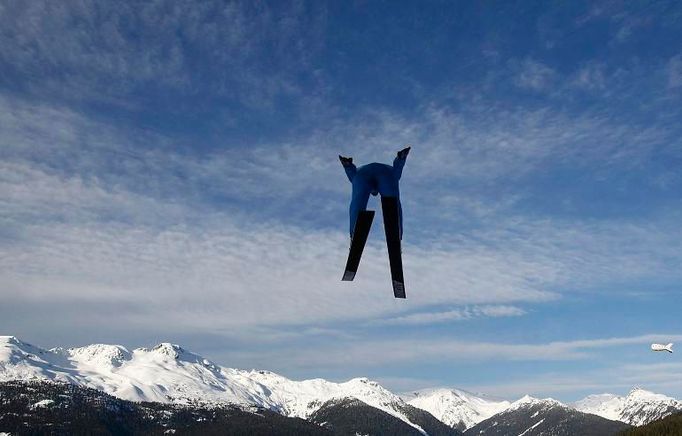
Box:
xmin=508 ymin=395 xmax=562 ymax=411
xmin=0 ymin=336 xmax=278 ymax=406
xmin=574 ymin=387 xmax=682 ymax=426
xmin=246 ymin=372 xmax=425 ymax=432
xmin=0 ymin=336 xmax=424 ymax=432
xmin=518 ymin=418 xmax=544 ymax=436
xmin=5 ymin=335 xmax=682 ymax=430
xmin=59 ymin=344 xmax=132 ymax=367
xmin=573 ymin=393 xmax=622 ymax=421
xmin=405 ymin=387 xmax=510 ymax=430
xmin=30 ymin=399 xmax=54 ymax=409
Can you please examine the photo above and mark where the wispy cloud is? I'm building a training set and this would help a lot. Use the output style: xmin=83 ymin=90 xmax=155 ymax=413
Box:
xmin=667 ymin=54 xmax=682 ymax=89
xmin=466 ymin=356 xmax=682 ymax=401
xmin=570 ymin=62 xmax=607 ymax=91
xmin=2 ymin=0 xmax=682 ymax=400
xmin=374 ymin=305 xmax=526 ymax=326
xmin=0 ymin=1 xmax=327 ymax=107
xmin=228 ymin=334 xmax=682 ymax=371
xmin=2 ymin=92 xmax=682 ymax=340
xmin=512 ymin=58 xmax=556 ymax=91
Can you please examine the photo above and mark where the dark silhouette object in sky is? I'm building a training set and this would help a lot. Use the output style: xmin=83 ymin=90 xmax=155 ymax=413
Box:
xmin=340 ymin=147 xmax=410 ymax=239
xmin=339 ymin=147 xmax=410 ymax=298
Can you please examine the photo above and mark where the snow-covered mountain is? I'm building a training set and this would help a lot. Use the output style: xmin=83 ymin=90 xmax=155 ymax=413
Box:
xmin=4 ymin=335 xmax=682 ymax=432
xmin=246 ymin=370 xmax=428 ymax=432
xmin=572 ymin=393 xmax=622 ymax=421
xmin=404 ymin=388 xmax=510 ymax=431
xmin=0 ymin=336 xmax=275 ymax=406
xmin=0 ymin=380 xmax=330 ymax=435
xmin=466 ymin=395 xmax=630 ymax=435
xmin=574 ymin=387 xmax=682 ymax=426
xmin=0 ymin=336 xmax=427 ymax=432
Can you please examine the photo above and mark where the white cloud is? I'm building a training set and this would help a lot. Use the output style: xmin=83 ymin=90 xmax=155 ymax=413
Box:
xmin=0 ymin=214 xmax=557 ymax=332
xmin=2 ymin=93 xmax=682 ymax=340
xmin=513 ymin=58 xmax=556 ymax=91
xmin=375 ymin=305 xmax=526 ymax=326
xmin=4 ymin=157 xmax=681 ymax=338
xmin=667 ymin=55 xmax=682 ymax=89
xmin=226 ymin=333 xmax=682 ymax=371
xmin=465 ymin=355 xmax=682 ymax=401
xmin=3 ymin=89 xmax=676 ymax=228
xmin=571 ymin=63 xmax=607 ymax=90
xmin=1 ymin=0 xmax=681 ymax=396
xmin=6 ymin=205 xmax=679 ymax=335
xmin=0 ymin=1 xmax=327 ymax=106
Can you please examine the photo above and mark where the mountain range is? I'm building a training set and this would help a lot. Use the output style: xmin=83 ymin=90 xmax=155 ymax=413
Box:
xmin=2 ymin=335 xmax=680 ymax=435
xmin=574 ymin=388 xmax=682 ymax=426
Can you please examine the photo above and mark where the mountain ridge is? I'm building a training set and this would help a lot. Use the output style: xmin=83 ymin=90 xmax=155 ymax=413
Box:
xmin=0 ymin=335 xmax=434 ymax=431
xmin=574 ymin=386 xmax=682 ymax=426
xmin=2 ymin=335 xmax=681 ymax=432
xmin=404 ymin=387 xmax=511 ymax=431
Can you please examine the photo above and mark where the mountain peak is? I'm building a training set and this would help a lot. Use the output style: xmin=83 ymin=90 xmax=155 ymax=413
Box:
xmin=624 ymin=388 xmax=682 ymax=407
xmin=4 ymin=334 xmax=682 ymax=431
xmin=151 ymin=342 xmax=183 ymax=357
xmin=624 ymin=387 xmax=678 ymax=405
xmin=512 ymin=394 xmax=538 ymax=405
xmin=0 ymin=335 xmax=20 ymax=345
xmin=0 ymin=335 xmax=49 ymax=359
xmin=627 ymin=387 xmax=658 ymax=398
xmin=0 ymin=336 xmax=41 ymax=351
xmin=509 ymin=394 xmax=563 ymax=411
xmin=348 ymin=377 xmax=381 ymax=387
xmin=576 ymin=387 xmax=682 ymax=426
xmin=629 ymin=386 xmax=648 ymax=394
xmin=67 ymin=344 xmax=132 ymax=367
xmin=133 ymin=343 xmax=188 ymax=360
xmin=406 ymin=386 xmax=511 ymax=431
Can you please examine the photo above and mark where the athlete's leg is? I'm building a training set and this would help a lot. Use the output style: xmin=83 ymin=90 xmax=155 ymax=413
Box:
xmin=349 ymin=178 xmax=371 ymax=238
xmin=398 ymin=198 xmax=403 ymax=239
xmin=376 ymin=173 xmax=402 ymax=239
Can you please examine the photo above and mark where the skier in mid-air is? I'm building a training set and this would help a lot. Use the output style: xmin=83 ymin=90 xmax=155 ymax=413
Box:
xmin=338 ymin=146 xmax=410 ymax=298
xmin=339 ymin=146 xmax=410 ymax=240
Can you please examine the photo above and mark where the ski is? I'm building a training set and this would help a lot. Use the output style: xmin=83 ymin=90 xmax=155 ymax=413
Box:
xmin=342 ymin=210 xmax=375 ymax=281
xmin=381 ymin=196 xmax=406 ymax=298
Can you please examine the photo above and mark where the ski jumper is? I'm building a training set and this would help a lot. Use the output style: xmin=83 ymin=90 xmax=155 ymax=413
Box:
xmin=343 ymin=155 xmax=406 ymax=239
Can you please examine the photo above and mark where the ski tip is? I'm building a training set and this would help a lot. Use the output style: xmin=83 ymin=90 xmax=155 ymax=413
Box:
xmin=342 ymin=270 xmax=356 ymax=281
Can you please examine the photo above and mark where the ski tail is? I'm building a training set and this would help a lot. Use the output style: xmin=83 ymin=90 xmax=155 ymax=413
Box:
xmin=381 ymin=196 xmax=406 ymax=299
xmin=666 ymin=343 xmax=674 ymax=353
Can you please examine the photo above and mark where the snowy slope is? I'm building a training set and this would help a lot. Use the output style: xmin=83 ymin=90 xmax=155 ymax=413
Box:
xmin=620 ymin=388 xmax=682 ymax=426
xmin=247 ymin=370 xmax=418 ymax=425
xmin=572 ymin=393 xmax=623 ymax=421
xmin=5 ymin=335 xmax=682 ymax=430
xmin=0 ymin=336 xmax=275 ymax=406
xmin=468 ymin=395 xmax=630 ymax=436
xmin=575 ymin=387 xmax=682 ymax=426
xmin=0 ymin=336 xmax=423 ymax=431
xmin=404 ymin=388 xmax=510 ymax=430
xmin=506 ymin=394 xmax=563 ymax=411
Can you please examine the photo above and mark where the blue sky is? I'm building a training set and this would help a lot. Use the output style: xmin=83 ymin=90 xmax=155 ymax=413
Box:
xmin=1 ymin=0 xmax=682 ymax=402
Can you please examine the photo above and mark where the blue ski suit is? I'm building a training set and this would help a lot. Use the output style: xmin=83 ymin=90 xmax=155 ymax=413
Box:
xmin=343 ymin=155 xmax=407 ymax=239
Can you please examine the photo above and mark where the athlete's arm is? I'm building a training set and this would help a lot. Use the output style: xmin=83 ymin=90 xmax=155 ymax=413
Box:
xmin=339 ymin=155 xmax=356 ymax=182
